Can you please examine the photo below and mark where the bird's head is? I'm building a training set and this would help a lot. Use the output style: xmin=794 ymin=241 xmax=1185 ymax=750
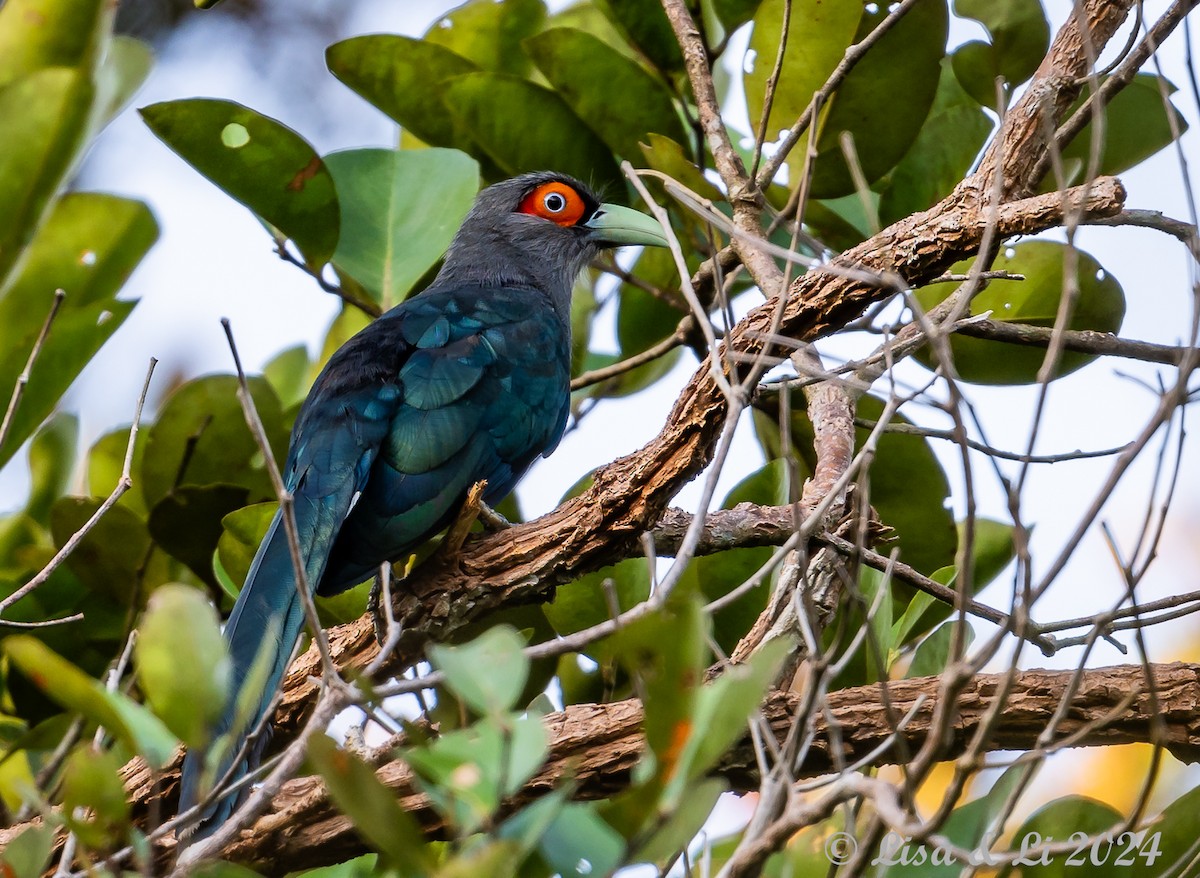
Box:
xmin=434 ymin=172 xmax=669 ymax=318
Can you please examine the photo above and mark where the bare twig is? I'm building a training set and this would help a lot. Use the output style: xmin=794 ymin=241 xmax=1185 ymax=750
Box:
xmin=0 ymin=289 xmax=66 ymax=451
xmin=0 ymin=358 xmax=156 ymax=618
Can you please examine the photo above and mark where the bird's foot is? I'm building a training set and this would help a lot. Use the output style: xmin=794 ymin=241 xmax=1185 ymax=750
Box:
xmin=477 ymin=499 xmax=512 ymax=531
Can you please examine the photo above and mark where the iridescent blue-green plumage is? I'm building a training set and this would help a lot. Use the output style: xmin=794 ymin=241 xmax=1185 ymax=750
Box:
xmin=177 ymin=171 xmax=667 ymax=839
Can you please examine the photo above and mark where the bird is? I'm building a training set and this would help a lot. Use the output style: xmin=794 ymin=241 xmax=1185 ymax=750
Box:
xmin=177 ymin=171 xmax=668 ymax=838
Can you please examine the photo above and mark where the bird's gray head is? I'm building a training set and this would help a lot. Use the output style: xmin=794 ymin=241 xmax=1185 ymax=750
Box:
xmin=433 ymin=172 xmax=668 ymax=320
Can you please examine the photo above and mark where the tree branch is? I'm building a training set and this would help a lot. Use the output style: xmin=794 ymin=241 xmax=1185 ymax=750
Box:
xmin=86 ymin=663 xmax=1200 ymax=874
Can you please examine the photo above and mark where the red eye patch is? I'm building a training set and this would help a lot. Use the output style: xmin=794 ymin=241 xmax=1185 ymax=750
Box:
xmin=518 ymin=181 xmax=587 ymax=227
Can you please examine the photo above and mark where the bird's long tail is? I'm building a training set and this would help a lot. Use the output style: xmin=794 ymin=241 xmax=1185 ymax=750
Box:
xmin=178 ymin=497 xmax=333 ymax=839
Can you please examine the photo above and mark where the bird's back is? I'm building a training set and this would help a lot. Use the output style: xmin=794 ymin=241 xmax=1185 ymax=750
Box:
xmin=313 ymin=283 xmax=572 ymax=594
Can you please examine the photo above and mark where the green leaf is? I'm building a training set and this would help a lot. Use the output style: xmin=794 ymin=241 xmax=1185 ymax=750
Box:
xmin=91 ymin=35 xmax=153 ymax=134
xmin=307 ymin=735 xmax=435 ymax=875
xmin=635 ymin=777 xmax=726 ymax=866
xmin=756 ymin=395 xmax=957 ymax=575
xmin=441 ymin=73 xmax=622 ymax=191
xmin=61 ymin=745 xmax=129 ymax=846
xmin=544 ymin=558 xmax=650 ymax=660
xmin=595 ymin=0 xmax=683 ymax=72
xmin=25 ymin=413 xmax=77 ymax=523
xmin=530 ymin=802 xmax=625 ymax=878
xmin=1139 ymin=784 xmax=1200 ymax=877
xmin=406 ymin=716 xmax=548 ymax=833
xmin=216 ymin=502 xmax=276 ymax=594
xmin=0 ymin=68 xmax=94 ymax=288
xmin=262 ymin=344 xmax=310 ymax=411
xmin=139 ymin=98 xmax=338 ymax=266
xmin=134 ymin=584 xmax=230 ymax=748
xmin=324 ymin=148 xmax=479 ymax=308
xmin=0 ymin=824 xmax=55 ymax=878
xmin=809 ymin=0 xmax=948 ymax=198
xmin=913 ymin=241 xmax=1126 ymax=384
xmin=326 ymin=35 xmax=478 ymax=148
xmin=1005 ymin=796 xmax=1128 ymax=878
xmin=49 ymin=496 xmax=151 ymax=602
xmin=0 ymin=190 xmax=154 ymax=466
xmin=951 ymin=0 xmax=1049 ymax=106
xmin=669 ymin=639 xmax=788 ymax=794
xmin=140 ymin=374 xmax=286 ymax=511
xmin=0 ymin=0 xmax=112 ymax=88
xmin=4 ymin=635 xmax=177 ymax=768
xmin=1056 ymin=74 xmax=1190 ymax=183
xmin=878 ymin=60 xmax=992 ymax=226
xmin=879 ymin=766 xmax=1023 ymax=877
xmin=614 ymin=596 xmax=707 ymax=788
xmin=639 ymin=134 xmax=724 ymax=203
xmin=961 ymin=517 xmax=1016 ymax=590
xmin=428 ymin=625 xmax=530 ymax=718
xmin=148 ymin=484 xmax=252 ymax=587
xmin=906 ymin=618 xmax=974 ymax=678
xmin=423 ymin=0 xmax=547 ymax=78
xmin=549 ymin=1 xmax=640 ymax=61
xmin=86 ymin=424 xmax=148 ymax=515
xmin=745 ymin=0 xmax=861 ymax=141
xmin=709 ymin=0 xmax=762 ymax=34
xmin=525 ymin=28 xmax=687 ymax=160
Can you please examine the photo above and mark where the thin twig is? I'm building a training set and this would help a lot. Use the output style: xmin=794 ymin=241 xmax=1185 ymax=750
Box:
xmin=219 ymin=318 xmax=338 ymax=681
xmin=0 ymin=358 xmax=156 ymax=618
xmin=0 ymin=289 xmax=66 ymax=451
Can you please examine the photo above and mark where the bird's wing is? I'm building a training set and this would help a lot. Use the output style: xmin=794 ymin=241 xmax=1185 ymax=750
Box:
xmin=319 ymin=286 xmax=571 ymax=593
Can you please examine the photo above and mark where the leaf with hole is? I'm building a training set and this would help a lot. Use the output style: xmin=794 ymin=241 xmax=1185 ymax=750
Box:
xmin=140 ymin=98 xmax=338 ymax=266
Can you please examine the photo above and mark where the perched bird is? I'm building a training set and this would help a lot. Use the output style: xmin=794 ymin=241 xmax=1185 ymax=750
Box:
xmin=178 ymin=172 xmax=668 ymax=837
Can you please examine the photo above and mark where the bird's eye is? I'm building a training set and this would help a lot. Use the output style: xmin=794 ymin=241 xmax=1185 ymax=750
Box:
xmin=518 ymin=181 xmax=588 ymax=227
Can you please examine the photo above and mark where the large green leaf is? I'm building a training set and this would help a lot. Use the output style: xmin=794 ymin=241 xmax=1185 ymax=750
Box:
xmin=0 ymin=68 xmax=94 ymax=286
xmin=140 ymin=374 xmax=287 ymax=510
xmin=745 ymin=0 xmax=861 ymax=140
xmin=134 ymin=584 xmax=230 ymax=749
xmin=140 ymin=98 xmax=339 ymax=266
xmin=423 ymin=0 xmax=547 ymax=78
xmin=326 ymin=35 xmax=478 ymax=148
xmin=48 ymin=496 xmax=152 ymax=603
xmin=90 ymin=35 xmax=153 ymax=135
xmin=525 ymin=27 xmax=687 ymax=160
xmin=595 ymin=0 xmax=683 ymax=72
xmin=1056 ymin=74 xmax=1189 ymax=185
xmin=4 ymin=635 xmax=177 ymax=768
xmin=0 ymin=0 xmax=112 ymax=88
xmin=809 ymin=0 xmax=948 ymax=197
xmin=755 ymin=395 xmax=957 ymax=575
xmin=148 ymin=484 xmax=252 ymax=587
xmin=1002 ymin=796 xmax=1128 ymax=878
xmin=307 ymin=735 xmax=435 ymax=874
xmin=428 ymin=626 xmax=531 ymax=719
xmin=441 ymin=73 xmax=623 ymax=190
xmin=25 ymin=413 xmax=77 ymax=524
xmin=878 ymin=60 xmax=992 ymax=225
xmin=951 ymin=0 xmax=1050 ymax=106
xmin=323 ymin=148 xmax=479 ymax=308
xmin=914 ymin=241 xmax=1126 ymax=384
xmin=0 ymin=192 xmax=152 ymax=467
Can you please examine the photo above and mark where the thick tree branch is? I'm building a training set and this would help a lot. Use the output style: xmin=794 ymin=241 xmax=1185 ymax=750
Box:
xmin=94 ymin=663 xmax=1200 ymax=874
